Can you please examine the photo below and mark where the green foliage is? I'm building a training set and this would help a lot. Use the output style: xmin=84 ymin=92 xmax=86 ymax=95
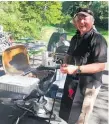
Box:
xmin=0 ymin=1 xmax=63 ymax=40
xmin=0 ymin=1 xmax=108 ymax=41
xmin=91 ymin=1 xmax=108 ymax=29
xmin=61 ymin=1 xmax=108 ymax=30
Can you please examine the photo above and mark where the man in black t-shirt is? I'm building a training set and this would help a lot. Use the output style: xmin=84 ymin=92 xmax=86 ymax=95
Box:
xmin=59 ymin=8 xmax=107 ymax=124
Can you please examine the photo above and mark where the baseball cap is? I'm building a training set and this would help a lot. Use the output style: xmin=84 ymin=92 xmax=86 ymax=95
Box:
xmin=73 ymin=8 xmax=94 ymax=18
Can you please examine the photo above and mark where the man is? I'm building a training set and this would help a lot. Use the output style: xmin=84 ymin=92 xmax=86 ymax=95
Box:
xmin=59 ymin=8 xmax=107 ymax=124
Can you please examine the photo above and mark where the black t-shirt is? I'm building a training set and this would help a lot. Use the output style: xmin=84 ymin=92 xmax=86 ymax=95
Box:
xmin=67 ymin=29 xmax=107 ymax=88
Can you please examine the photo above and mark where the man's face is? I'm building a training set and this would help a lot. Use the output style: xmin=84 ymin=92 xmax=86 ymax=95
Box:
xmin=73 ymin=14 xmax=94 ymax=35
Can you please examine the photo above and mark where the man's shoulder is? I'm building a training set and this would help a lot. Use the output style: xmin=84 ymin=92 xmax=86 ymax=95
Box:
xmin=91 ymin=30 xmax=107 ymax=45
xmin=92 ymin=30 xmax=105 ymax=39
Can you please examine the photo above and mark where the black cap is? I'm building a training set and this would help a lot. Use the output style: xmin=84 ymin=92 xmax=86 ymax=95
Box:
xmin=73 ymin=7 xmax=94 ymax=18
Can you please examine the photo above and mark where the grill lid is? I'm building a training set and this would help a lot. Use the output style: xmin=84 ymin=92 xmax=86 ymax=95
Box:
xmin=2 ymin=45 xmax=30 ymax=75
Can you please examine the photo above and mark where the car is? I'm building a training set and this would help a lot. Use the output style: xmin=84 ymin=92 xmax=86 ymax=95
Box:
xmin=47 ymin=32 xmax=70 ymax=64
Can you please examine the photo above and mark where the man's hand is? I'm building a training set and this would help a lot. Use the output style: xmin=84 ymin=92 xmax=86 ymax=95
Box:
xmin=60 ymin=64 xmax=78 ymax=75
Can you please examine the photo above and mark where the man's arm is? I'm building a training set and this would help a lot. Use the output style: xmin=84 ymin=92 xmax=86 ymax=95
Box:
xmin=79 ymin=63 xmax=105 ymax=74
xmin=60 ymin=63 xmax=106 ymax=75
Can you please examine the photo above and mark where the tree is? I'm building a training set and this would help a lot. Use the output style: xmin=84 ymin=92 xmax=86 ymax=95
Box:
xmin=61 ymin=1 xmax=108 ymax=30
xmin=0 ymin=1 xmax=63 ymax=39
xmin=91 ymin=1 xmax=108 ymax=29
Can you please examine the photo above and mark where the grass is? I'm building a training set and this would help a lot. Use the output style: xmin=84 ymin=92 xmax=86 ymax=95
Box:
xmin=40 ymin=26 xmax=57 ymax=42
xmin=40 ymin=25 xmax=76 ymax=42
xmin=40 ymin=25 xmax=108 ymax=44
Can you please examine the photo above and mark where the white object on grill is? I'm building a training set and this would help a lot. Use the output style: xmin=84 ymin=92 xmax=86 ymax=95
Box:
xmin=42 ymin=51 xmax=56 ymax=67
xmin=0 ymin=75 xmax=40 ymax=95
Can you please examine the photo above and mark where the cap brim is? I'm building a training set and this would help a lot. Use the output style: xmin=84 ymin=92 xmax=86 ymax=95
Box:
xmin=76 ymin=12 xmax=90 ymax=16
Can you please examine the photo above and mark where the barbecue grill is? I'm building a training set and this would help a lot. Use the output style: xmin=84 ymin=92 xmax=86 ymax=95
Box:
xmin=0 ymin=45 xmax=40 ymax=98
xmin=0 ymin=45 xmax=59 ymax=124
